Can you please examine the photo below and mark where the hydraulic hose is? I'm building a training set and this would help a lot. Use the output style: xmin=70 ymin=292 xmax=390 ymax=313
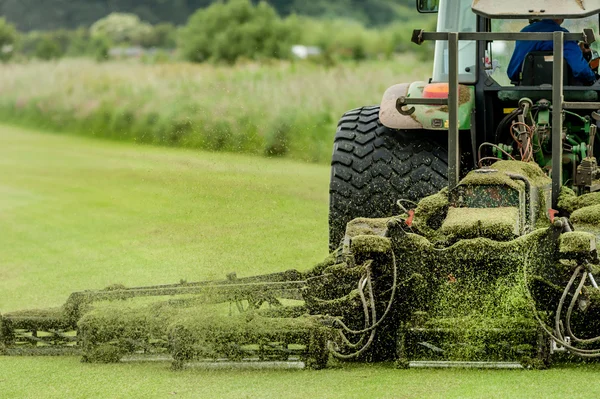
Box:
xmin=523 ymin=217 xmax=600 ymax=358
xmin=328 ymin=249 xmax=401 ymax=359
xmin=333 ymin=250 xmax=399 ymax=335
xmin=337 ymin=274 xmax=370 ymax=349
xmin=329 ymin=268 xmax=378 ymax=360
xmin=524 ymin=265 xmax=600 ymax=358
xmin=564 ymin=270 xmax=600 ymax=344
xmin=495 ymin=108 xmax=522 ymax=144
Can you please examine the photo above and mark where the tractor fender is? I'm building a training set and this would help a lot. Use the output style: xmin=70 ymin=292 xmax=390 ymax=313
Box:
xmin=379 ymin=83 xmax=424 ymax=130
xmin=380 ymin=82 xmax=475 ymax=131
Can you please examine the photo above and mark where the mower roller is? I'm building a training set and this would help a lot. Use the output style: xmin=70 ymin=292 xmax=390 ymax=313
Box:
xmin=5 ymin=0 xmax=600 ymax=369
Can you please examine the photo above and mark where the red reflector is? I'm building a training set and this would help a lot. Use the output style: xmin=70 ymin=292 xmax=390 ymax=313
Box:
xmin=423 ymin=83 xmax=449 ymax=99
xmin=406 ymin=210 xmax=415 ymax=227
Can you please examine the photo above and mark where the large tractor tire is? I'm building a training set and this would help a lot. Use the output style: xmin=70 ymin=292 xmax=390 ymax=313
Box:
xmin=329 ymin=106 xmax=448 ymax=251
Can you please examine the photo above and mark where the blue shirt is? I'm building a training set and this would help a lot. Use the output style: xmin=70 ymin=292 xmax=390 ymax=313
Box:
xmin=507 ymin=19 xmax=595 ymax=84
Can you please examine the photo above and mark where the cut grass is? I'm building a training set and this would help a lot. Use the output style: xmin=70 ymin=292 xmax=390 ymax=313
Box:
xmin=2 ymin=125 xmax=600 ymax=399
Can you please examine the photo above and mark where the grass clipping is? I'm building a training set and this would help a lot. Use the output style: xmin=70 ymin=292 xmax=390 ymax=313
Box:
xmin=392 ymin=226 xmax=558 ymax=362
xmin=441 ymin=207 xmax=519 ymax=241
xmin=78 ymin=299 xmax=331 ymax=368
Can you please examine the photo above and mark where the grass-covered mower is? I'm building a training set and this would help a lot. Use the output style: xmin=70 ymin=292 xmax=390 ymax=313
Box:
xmin=3 ymin=160 xmax=600 ymax=369
xmin=5 ymin=1 xmax=600 ymax=370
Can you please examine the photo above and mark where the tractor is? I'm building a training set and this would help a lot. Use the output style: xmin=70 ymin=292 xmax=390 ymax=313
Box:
xmin=4 ymin=0 xmax=600 ymax=369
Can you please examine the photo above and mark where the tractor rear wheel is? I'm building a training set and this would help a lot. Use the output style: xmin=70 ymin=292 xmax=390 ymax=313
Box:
xmin=328 ymin=106 xmax=448 ymax=251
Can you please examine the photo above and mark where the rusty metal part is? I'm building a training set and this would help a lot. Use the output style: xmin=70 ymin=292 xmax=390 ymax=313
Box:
xmin=575 ymin=157 xmax=600 ymax=193
xmin=379 ymin=84 xmax=423 ymax=129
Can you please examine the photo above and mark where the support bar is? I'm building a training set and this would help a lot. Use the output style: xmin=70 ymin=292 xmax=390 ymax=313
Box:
xmin=412 ymin=31 xmax=592 ymax=45
xmin=563 ymin=102 xmax=600 ymax=110
xmin=552 ymin=31 xmax=564 ymax=208
xmin=448 ymin=32 xmax=460 ymax=190
xmin=72 ymin=281 xmax=307 ymax=303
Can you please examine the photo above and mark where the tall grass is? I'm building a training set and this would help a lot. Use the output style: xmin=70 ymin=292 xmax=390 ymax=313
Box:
xmin=0 ymin=56 xmax=428 ymax=162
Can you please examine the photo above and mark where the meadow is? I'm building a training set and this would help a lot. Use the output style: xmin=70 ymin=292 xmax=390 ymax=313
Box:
xmin=0 ymin=56 xmax=427 ymax=164
xmin=3 ymin=125 xmax=600 ymax=399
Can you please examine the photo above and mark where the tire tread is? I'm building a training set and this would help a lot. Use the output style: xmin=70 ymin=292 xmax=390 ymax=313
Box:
xmin=329 ymin=106 xmax=448 ymax=250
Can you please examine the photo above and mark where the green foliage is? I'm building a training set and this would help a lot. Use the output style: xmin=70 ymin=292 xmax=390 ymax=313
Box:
xmin=90 ymin=35 xmax=110 ymax=62
xmin=34 ymin=36 xmax=63 ymax=60
xmin=180 ymin=0 xmax=295 ymax=64
xmin=283 ymin=0 xmax=416 ymax=26
xmin=18 ymin=30 xmax=89 ymax=60
xmin=2 ymin=0 xmax=433 ymax=62
xmin=0 ymin=17 xmax=17 ymax=61
xmin=141 ymin=23 xmax=178 ymax=48
xmin=0 ymin=57 xmax=427 ymax=162
xmin=90 ymin=13 xmax=153 ymax=47
xmin=0 ymin=0 xmax=422 ymax=31
xmin=14 ymin=22 xmax=177 ymax=61
xmin=65 ymin=28 xmax=89 ymax=55
xmin=285 ymin=15 xmax=436 ymax=64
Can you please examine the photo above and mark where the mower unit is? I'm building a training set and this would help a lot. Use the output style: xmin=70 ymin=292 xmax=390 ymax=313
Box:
xmin=5 ymin=0 xmax=600 ymax=369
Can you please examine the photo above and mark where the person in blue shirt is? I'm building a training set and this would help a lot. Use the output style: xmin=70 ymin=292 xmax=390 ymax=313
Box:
xmin=507 ymin=19 xmax=596 ymax=85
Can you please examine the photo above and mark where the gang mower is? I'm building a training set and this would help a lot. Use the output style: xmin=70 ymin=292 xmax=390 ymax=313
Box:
xmin=5 ymin=0 xmax=600 ymax=369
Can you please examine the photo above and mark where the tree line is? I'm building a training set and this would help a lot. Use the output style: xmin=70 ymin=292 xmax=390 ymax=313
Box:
xmin=0 ymin=0 xmax=418 ymax=31
xmin=0 ymin=0 xmax=433 ymax=63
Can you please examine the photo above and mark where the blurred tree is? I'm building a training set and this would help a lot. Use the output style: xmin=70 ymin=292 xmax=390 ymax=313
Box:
xmin=66 ymin=28 xmax=93 ymax=56
xmin=0 ymin=0 xmax=422 ymax=31
xmin=180 ymin=0 xmax=295 ymax=64
xmin=34 ymin=35 xmax=63 ymax=60
xmin=138 ymin=23 xmax=177 ymax=48
xmin=0 ymin=16 xmax=17 ymax=61
xmin=90 ymin=12 xmax=153 ymax=46
xmin=90 ymin=35 xmax=110 ymax=62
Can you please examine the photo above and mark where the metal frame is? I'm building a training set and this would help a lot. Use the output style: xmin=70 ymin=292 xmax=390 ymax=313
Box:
xmin=412 ymin=31 xmax=595 ymax=44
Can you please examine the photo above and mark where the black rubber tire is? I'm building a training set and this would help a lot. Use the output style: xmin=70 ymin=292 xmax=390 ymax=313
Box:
xmin=328 ymin=106 xmax=448 ymax=251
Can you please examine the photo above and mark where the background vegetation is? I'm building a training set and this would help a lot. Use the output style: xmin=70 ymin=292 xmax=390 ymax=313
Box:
xmin=0 ymin=0 xmax=422 ymax=30
xmin=0 ymin=0 xmax=434 ymax=162
xmin=0 ymin=0 xmax=435 ymax=63
xmin=0 ymin=57 xmax=426 ymax=163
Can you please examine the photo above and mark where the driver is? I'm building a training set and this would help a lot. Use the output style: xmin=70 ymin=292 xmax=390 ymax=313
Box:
xmin=507 ymin=19 xmax=596 ymax=85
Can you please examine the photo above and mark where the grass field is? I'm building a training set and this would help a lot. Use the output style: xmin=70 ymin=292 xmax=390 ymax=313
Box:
xmin=0 ymin=125 xmax=329 ymax=311
xmin=3 ymin=125 xmax=600 ymax=399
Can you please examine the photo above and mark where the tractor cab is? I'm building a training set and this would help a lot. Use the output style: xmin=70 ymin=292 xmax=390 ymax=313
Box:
xmin=422 ymin=0 xmax=600 ymax=87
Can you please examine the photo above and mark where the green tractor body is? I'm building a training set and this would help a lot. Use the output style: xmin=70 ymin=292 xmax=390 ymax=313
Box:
xmin=5 ymin=0 xmax=600 ymax=369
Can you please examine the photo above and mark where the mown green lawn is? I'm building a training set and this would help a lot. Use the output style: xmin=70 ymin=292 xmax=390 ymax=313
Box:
xmin=0 ymin=125 xmax=330 ymax=312
xmin=2 ymin=125 xmax=600 ymax=399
